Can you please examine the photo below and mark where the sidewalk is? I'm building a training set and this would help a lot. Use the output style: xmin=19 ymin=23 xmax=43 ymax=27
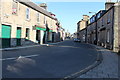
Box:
xmin=0 ymin=41 xmax=64 ymax=51
xmin=0 ymin=45 xmax=40 ymax=51
xmin=78 ymin=45 xmax=118 ymax=78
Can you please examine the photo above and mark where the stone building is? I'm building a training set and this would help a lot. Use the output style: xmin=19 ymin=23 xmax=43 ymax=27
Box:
xmin=77 ymin=15 xmax=89 ymax=39
xmin=77 ymin=1 xmax=120 ymax=52
xmin=95 ymin=2 xmax=118 ymax=51
xmin=78 ymin=28 xmax=86 ymax=43
xmin=0 ymin=0 xmax=59 ymax=48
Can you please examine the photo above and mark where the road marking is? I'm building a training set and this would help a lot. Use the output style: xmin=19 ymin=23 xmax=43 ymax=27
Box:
xmin=0 ymin=45 xmax=40 ymax=51
xmin=48 ymin=41 xmax=64 ymax=45
xmin=57 ymin=46 xmax=80 ymax=48
xmin=0 ymin=54 xmax=39 ymax=61
xmin=0 ymin=41 xmax=65 ymax=51
xmin=1 ymin=57 xmax=17 ymax=61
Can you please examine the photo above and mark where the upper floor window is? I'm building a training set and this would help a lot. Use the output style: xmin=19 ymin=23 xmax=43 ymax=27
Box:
xmin=101 ymin=18 xmax=104 ymax=26
xmin=97 ymin=13 xmax=101 ymax=19
xmin=50 ymin=19 xmax=52 ymax=28
xmin=44 ymin=16 xmax=46 ymax=24
xmin=37 ymin=13 xmax=40 ymax=22
xmin=107 ymin=30 xmax=110 ymax=43
xmin=26 ymin=8 xmax=30 ymax=20
xmin=12 ymin=1 xmax=18 ymax=14
xmin=107 ymin=13 xmax=111 ymax=24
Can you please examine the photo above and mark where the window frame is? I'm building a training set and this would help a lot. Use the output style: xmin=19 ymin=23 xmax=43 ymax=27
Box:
xmin=12 ymin=1 xmax=18 ymax=15
xmin=107 ymin=13 xmax=111 ymax=24
xmin=44 ymin=16 xmax=46 ymax=24
xmin=107 ymin=30 xmax=110 ymax=43
xmin=26 ymin=8 xmax=30 ymax=20
xmin=25 ymin=28 xmax=30 ymax=40
xmin=37 ymin=13 xmax=40 ymax=23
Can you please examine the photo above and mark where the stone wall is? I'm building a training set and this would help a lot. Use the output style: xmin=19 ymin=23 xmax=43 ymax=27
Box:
xmin=113 ymin=3 xmax=119 ymax=52
xmin=0 ymin=0 xmax=58 ymax=48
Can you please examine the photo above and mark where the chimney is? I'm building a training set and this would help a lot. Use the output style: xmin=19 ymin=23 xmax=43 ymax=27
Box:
xmin=40 ymin=3 xmax=47 ymax=10
xmin=83 ymin=15 xmax=89 ymax=21
xmin=105 ymin=1 xmax=115 ymax=10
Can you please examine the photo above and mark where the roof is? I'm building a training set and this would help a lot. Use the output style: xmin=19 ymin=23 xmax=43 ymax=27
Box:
xmin=17 ymin=0 xmax=56 ymax=20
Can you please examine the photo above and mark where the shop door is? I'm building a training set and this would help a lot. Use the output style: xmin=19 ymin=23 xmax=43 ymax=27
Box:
xmin=36 ymin=30 xmax=40 ymax=44
xmin=2 ymin=25 xmax=11 ymax=48
xmin=16 ymin=27 xmax=21 ymax=46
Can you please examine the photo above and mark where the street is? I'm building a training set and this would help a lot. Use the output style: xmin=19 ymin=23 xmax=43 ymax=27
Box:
xmin=2 ymin=40 xmax=98 ymax=78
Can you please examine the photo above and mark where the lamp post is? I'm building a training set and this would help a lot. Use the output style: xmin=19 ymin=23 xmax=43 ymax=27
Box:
xmin=89 ymin=12 xmax=98 ymax=45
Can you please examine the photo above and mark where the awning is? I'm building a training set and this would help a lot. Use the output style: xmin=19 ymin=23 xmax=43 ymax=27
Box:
xmin=36 ymin=27 xmax=46 ymax=31
xmin=34 ymin=25 xmax=53 ymax=32
xmin=49 ymin=30 xmax=53 ymax=32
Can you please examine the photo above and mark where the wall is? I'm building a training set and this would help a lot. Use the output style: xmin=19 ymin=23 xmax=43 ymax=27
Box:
xmin=0 ymin=0 xmax=58 ymax=47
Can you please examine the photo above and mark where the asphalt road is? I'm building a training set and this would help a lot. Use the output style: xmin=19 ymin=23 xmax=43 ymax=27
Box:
xmin=2 ymin=40 xmax=98 ymax=78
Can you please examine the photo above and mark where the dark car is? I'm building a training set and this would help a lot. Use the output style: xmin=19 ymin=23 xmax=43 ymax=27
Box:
xmin=73 ymin=38 xmax=81 ymax=42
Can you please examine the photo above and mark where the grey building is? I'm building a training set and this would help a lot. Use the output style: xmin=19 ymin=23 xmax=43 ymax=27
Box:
xmin=77 ymin=1 xmax=120 ymax=52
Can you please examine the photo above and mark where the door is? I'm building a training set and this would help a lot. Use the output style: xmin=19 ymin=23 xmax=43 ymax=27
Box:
xmin=16 ymin=27 xmax=21 ymax=46
xmin=36 ymin=30 xmax=40 ymax=44
xmin=2 ymin=25 xmax=11 ymax=48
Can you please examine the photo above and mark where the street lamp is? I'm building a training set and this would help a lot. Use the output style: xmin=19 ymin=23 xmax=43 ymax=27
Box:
xmin=89 ymin=12 xmax=96 ymax=14
xmin=89 ymin=11 xmax=98 ymax=45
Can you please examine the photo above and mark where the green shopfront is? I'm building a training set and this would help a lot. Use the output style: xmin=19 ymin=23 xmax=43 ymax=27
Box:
xmin=16 ymin=27 xmax=22 ymax=46
xmin=35 ymin=25 xmax=53 ymax=44
xmin=1 ymin=25 xmax=11 ymax=48
xmin=36 ymin=27 xmax=46 ymax=44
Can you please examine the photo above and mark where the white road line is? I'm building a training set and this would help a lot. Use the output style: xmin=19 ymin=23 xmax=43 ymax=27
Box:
xmin=1 ymin=57 xmax=17 ymax=61
xmin=20 ymin=54 xmax=39 ymax=58
xmin=0 ymin=54 xmax=39 ymax=61
xmin=0 ymin=45 xmax=40 ymax=51
xmin=49 ymin=41 xmax=64 ymax=45
xmin=0 ymin=41 xmax=65 ymax=51
xmin=58 ymin=46 xmax=80 ymax=48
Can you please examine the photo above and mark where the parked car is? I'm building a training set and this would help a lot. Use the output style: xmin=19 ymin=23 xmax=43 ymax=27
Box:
xmin=65 ymin=37 xmax=71 ymax=40
xmin=73 ymin=38 xmax=81 ymax=42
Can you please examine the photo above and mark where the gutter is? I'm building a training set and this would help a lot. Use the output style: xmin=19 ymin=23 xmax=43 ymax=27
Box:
xmin=63 ymin=44 xmax=103 ymax=80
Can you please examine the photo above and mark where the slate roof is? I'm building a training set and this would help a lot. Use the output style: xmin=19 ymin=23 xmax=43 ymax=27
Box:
xmin=17 ymin=0 xmax=56 ymax=20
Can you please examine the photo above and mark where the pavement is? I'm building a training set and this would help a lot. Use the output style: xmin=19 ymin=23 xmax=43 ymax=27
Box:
xmin=78 ymin=45 xmax=119 ymax=79
xmin=0 ymin=41 xmax=64 ymax=51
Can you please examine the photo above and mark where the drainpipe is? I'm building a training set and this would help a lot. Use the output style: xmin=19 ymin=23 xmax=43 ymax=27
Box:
xmin=112 ymin=7 xmax=114 ymax=50
xmin=0 ymin=0 xmax=2 ymax=79
xmin=95 ymin=14 xmax=98 ymax=45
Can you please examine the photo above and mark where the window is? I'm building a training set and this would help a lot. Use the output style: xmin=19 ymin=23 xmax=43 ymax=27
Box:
xmin=97 ymin=13 xmax=101 ymax=19
xmin=26 ymin=28 xmax=29 ymax=40
xmin=93 ymin=17 xmax=95 ymax=22
xmin=37 ymin=13 xmax=40 ymax=22
xmin=107 ymin=31 xmax=110 ymax=43
xmin=50 ymin=19 xmax=52 ymax=28
xmin=101 ymin=18 xmax=104 ymax=26
xmin=107 ymin=13 xmax=111 ymax=24
xmin=26 ymin=8 xmax=30 ymax=20
xmin=44 ymin=16 xmax=46 ymax=24
xmin=12 ymin=1 xmax=18 ymax=14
